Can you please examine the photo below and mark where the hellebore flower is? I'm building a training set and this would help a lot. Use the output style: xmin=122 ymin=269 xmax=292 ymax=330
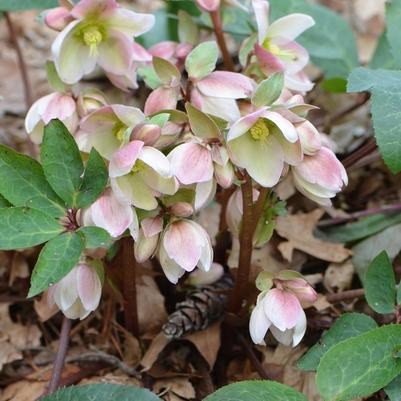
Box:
xmin=80 ymin=187 xmax=135 ymax=238
xmin=158 ymin=219 xmax=213 ymax=284
xmin=25 ymin=92 xmax=78 ymax=144
xmin=251 ymin=0 xmax=315 ymax=92
xmin=50 ymin=0 xmax=155 ymax=84
xmin=109 ymin=140 xmax=177 ymax=210
xmin=76 ymin=104 xmax=145 ymax=159
xmin=134 ymin=216 xmax=163 ymax=263
xmin=48 ymin=262 xmax=102 ymax=320
xmin=249 ymin=271 xmax=317 ymax=346
xmin=227 ymin=106 xmax=301 ymax=187
xmin=292 ymin=146 xmax=348 ymax=206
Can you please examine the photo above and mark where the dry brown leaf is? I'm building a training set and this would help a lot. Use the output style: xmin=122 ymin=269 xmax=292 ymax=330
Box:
xmin=324 ymin=260 xmax=354 ymax=292
xmin=79 ymin=372 xmax=141 ymax=387
xmin=141 ymin=332 xmax=171 ymax=371
xmin=1 ymin=381 xmax=47 ymax=401
xmin=8 ymin=253 xmax=29 ymax=286
xmin=154 ymin=377 xmax=196 ymax=401
xmin=34 ymin=292 xmax=58 ymax=322
xmin=184 ymin=323 xmax=221 ymax=369
xmin=276 ymin=210 xmax=352 ymax=262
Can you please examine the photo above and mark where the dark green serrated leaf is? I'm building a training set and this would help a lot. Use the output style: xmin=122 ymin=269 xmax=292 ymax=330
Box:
xmin=78 ymin=227 xmax=112 ymax=249
xmin=365 ymin=251 xmax=396 ymax=314
xmin=385 ymin=374 xmax=401 ymax=401
xmin=76 ymin=148 xmax=107 ymax=209
xmin=0 ymin=144 xmax=65 ymax=217
xmin=41 ymin=120 xmax=84 ymax=207
xmin=316 ymin=213 xmax=401 ymax=243
xmin=204 ymin=380 xmax=308 ymax=401
xmin=40 ymin=383 xmax=162 ymax=401
xmin=28 ymin=232 xmax=84 ymax=297
xmin=316 ymin=324 xmax=401 ymax=401
xmin=0 ymin=194 xmax=11 ymax=208
xmin=298 ymin=313 xmax=377 ymax=371
xmin=386 ymin=0 xmax=401 ymax=68
xmin=0 ymin=0 xmax=57 ymax=11
xmin=348 ymin=68 xmax=401 ymax=174
xmin=0 ymin=207 xmax=63 ymax=250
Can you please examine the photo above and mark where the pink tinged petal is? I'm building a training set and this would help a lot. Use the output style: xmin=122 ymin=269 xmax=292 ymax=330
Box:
xmin=262 ymin=111 xmax=298 ymax=143
xmin=284 ymin=278 xmax=318 ymax=306
xmin=228 ymin=134 xmax=284 ymax=187
xmin=194 ymin=179 xmax=216 ymax=211
xmin=132 ymin=42 xmax=152 ymax=63
xmin=106 ymin=8 xmax=155 ymax=37
xmin=170 ymin=202 xmax=194 ymax=218
xmin=25 ymin=93 xmax=56 ymax=135
xmin=270 ymin=325 xmax=294 ymax=346
xmin=132 ymin=124 xmax=161 ymax=145
xmin=271 ymin=38 xmax=309 ymax=74
xmin=77 ymin=264 xmax=102 ymax=311
xmin=109 ymin=140 xmax=144 ymax=178
xmin=188 ymin=220 xmax=213 ymax=272
xmin=71 ymin=0 xmax=117 ymax=19
xmin=97 ymin=29 xmax=133 ymax=76
xmin=214 ymin=161 xmax=235 ymax=188
xmin=197 ymin=71 xmax=255 ymax=99
xmin=296 ymin=120 xmax=321 ymax=155
xmin=90 ymin=188 xmax=134 ymax=237
xmin=176 ymin=43 xmax=193 ymax=60
xmin=141 ymin=217 xmax=163 ymax=238
xmin=45 ymin=7 xmax=74 ymax=31
xmin=134 ymin=229 xmax=159 ymax=262
xmin=52 ymin=20 xmax=97 ymax=84
xmin=252 ymin=0 xmax=270 ymax=44
xmin=196 ymin=0 xmax=220 ymax=12
xmin=149 ymin=41 xmax=177 ymax=60
xmin=64 ymin=300 xmax=89 ymax=320
xmin=106 ymin=68 xmax=138 ymax=92
xmin=275 ymin=136 xmax=303 ymax=166
xmin=285 ymin=71 xmax=314 ymax=93
xmin=227 ymin=107 xmax=268 ymax=142
xmin=198 ymin=94 xmax=241 ymax=123
xmin=292 ymin=308 xmax=307 ymax=346
xmin=169 ymin=143 xmax=214 ymax=185
xmin=42 ymin=93 xmax=76 ymax=124
xmin=159 ymin=240 xmax=186 ymax=284
xmin=55 ymin=267 xmax=79 ymax=311
xmin=255 ymin=44 xmax=285 ymax=76
xmin=129 ymin=207 xmax=139 ymax=241
xmin=163 ymin=220 xmax=203 ymax=271
xmin=249 ymin=303 xmax=271 ymax=344
xmin=139 ymin=168 xmax=178 ymax=196
xmin=139 ymin=146 xmax=172 ymax=178
xmin=263 ymin=288 xmax=303 ymax=331
xmin=267 ymin=13 xmax=315 ymax=40
xmin=111 ymin=104 xmax=145 ymax=128
xmin=144 ymin=87 xmax=179 ymax=115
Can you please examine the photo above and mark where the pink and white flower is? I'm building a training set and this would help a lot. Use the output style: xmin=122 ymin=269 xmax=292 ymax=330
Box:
xmin=134 ymin=216 xmax=163 ymax=262
xmin=76 ymin=104 xmax=145 ymax=159
xmin=50 ymin=0 xmax=155 ymax=84
xmin=48 ymin=262 xmax=102 ymax=320
xmin=292 ymin=146 xmax=348 ymax=206
xmin=158 ymin=219 xmax=213 ymax=283
xmin=109 ymin=140 xmax=177 ymax=210
xmin=25 ymin=92 xmax=78 ymax=143
xmin=250 ymin=271 xmax=317 ymax=346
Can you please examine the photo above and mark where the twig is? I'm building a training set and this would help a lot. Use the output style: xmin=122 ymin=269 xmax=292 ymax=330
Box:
xmin=46 ymin=317 xmax=72 ymax=395
xmin=342 ymin=138 xmax=377 ymax=169
xmin=210 ymin=10 xmax=235 ymax=72
xmin=318 ymin=202 xmax=401 ymax=227
xmin=237 ymin=332 xmax=272 ymax=380
xmin=4 ymin=12 xmax=33 ymax=109
xmin=326 ymin=288 xmax=365 ymax=303
xmin=122 ymin=237 xmax=140 ymax=337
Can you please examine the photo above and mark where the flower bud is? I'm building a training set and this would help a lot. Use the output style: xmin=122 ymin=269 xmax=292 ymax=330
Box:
xmin=76 ymin=89 xmax=108 ymax=117
xmin=44 ymin=7 xmax=73 ymax=31
xmin=196 ymin=0 xmax=220 ymax=12
xmin=170 ymin=202 xmax=194 ymax=217
xmin=131 ymin=123 xmax=161 ymax=146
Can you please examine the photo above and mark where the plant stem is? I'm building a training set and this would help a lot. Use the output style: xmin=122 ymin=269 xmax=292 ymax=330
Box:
xmin=326 ymin=288 xmax=365 ymax=303
xmin=46 ymin=316 xmax=72 ymax=395
xmin=342 ymin=138 xmax=377 ymax=169
xmin=210 ymin=10 xmax=235 ymax=72
xmin=4 ymin=12 xmax=33 ymax=109
xmin=229 ymin=173 xmax=254 ymax=313
xmin=122 ymin=237 xmax=139 ymax=337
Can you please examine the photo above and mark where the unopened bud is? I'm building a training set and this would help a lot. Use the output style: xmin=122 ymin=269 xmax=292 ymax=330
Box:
xmin=170 ymin=202 xmax=194 ymax=217
xmin=131 ymin=123 xmax=161 ymax=146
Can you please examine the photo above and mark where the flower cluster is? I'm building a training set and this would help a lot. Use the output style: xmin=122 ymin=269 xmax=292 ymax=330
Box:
xmin=26 ymin=0 xmax=346 ymax=346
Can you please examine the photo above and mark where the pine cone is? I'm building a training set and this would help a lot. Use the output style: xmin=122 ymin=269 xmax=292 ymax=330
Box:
xmin=162 ymin=273 xmax=234 ymax=339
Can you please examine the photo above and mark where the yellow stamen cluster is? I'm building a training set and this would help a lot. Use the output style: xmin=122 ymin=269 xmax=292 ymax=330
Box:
xmin=75 ymin=22 xmax=106 ymax=56
xmin=262 ymin=38 xmax=298 ymax=61
xmin=112 ymin=122 xmax=128 ymax=143
xmin=249 ymin=119 xmax=270 ymax=142
xmin=130 ymin=159 xmax=146 ymax=174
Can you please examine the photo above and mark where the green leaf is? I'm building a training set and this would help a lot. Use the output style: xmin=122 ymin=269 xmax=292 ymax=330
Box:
xmin=153 ymin=56 xmax=181 ymax=84
xmin=365 ymin=251 xmax=396 ymax=314
xmin=386 ymin=0 xmax=401 ymax=68
xmin=298 ymin=313 xmax=377 ymax=371
xmin=397 ymin=279 xmax=401 ymax=305
xmin=370 ymin=32 xmax=398 ymax=70
xmin=0 ymin=207 xmax=63 ymax=250
xmin=28 ymin=232 xmax=84 ymax=297
xmin=40 ymin=384 xmax=162 ymax=401
xmin=0 ymin=144 xmax=65 ymax=217
xmin=269 ymin=0 xmax=359 ymax=79
xmin=137 ymin=66 xmax=163 ymax=89
xmin=78 ymin=227 xmax=112 ymax=249
xmin=46 ymin=61 xmax=66 ymax=92
xmin=0 ymin=0 xmax=57 ymax=11
xmin=316 ymin=325 xmax=401 ymax=401
xmin=185 ymin=102 xmax=220 ymax=139
xmin=204 ymin=380 xmax=308 ymax=401
xmin=185 ymin=41 xmax=218 ymax=80
xmin=385 ymin=374 xmax=401 ymax=401
xmin=0 ymin=194 xmax=11 ymax=208
xmin=41 ymin=120 xmax=84 ymax=207
xmin=320 ymin=78 xmax=347 ymax=93
xmin=178 ymin=10 xmax=199 ymax=46
xmin=316 ymin=213 xmax=401 ymax=243
xmin=76 ymin=148 xmax=107 ymax=209
xmin=347 ymin=67 xmax=401 ymax=173
xmin=352 ymin=223 xmax=401 ymax=282
xmin=252 ymin=73 xmax=284 ymax=107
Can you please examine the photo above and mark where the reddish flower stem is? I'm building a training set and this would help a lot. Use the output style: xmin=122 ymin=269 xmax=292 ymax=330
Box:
xmin=326 ymin=288 xmax=365 ymax=303
xmin=46 ymin=316 xmax=72 ymax=395
xmin=210 ymin=9 xmax=235 ymax=72
xmin=4 ymin=12 xmax=33 ymax=109
xmin=122 ymin=237 xmax=139 ymax=337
